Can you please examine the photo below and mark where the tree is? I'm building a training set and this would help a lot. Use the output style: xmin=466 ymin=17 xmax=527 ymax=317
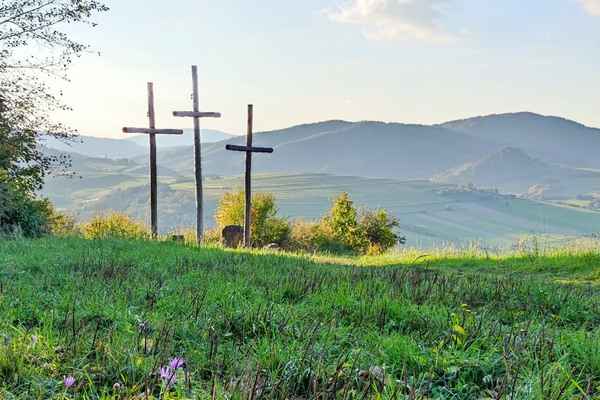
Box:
xmin=320 ymin=191 xmax=368 ymax=253
xmin=1 ymin=0 xmax=108 ymax=135
xmin=0 ymin=1 xmax=108 ymax=236
xmin=358 ymin=208 xmax=405 ymax=253
xmin=317 ymin=192 xmax=405 ymax=254
xmin=214 ymin=189 xmax=289 ymax=247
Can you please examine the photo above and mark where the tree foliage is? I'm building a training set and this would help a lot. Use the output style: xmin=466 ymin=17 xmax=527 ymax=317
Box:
xmin=1 ymin=0 xmax=108 ymax=134
xmin=358 ymin=208 xmax=405 ymax=253
xmin=214 ymin=188 xmax=289 ymax=248
xmin=0 ymin=1 xmax=107 ymax=236
xmin=317 ymin=192 xmax=404 ymax=254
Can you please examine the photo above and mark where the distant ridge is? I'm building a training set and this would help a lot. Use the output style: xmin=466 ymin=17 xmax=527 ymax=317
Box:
xmin=437 ymin=112 xmax=600 ymax=167
xmin=41 ymin=135 xmax=148 ymax=159
xmin=42 ymin=129 xmax=235 ymax=159
xmin=42 ymin=112 xmax=600 ymax=199
xmin=432 ymin=146 xmax=559 ymax=193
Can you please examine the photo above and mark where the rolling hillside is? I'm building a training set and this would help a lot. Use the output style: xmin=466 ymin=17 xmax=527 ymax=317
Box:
xmin=431 ymin=146 xmax=599 ymax=196
xmin=39 ymin=112 xmax=600 ymax=248
xmin=64 ymin=173 xmax=600 ymax=248
xmin=152 ymin=120 xmax=498 ymax=179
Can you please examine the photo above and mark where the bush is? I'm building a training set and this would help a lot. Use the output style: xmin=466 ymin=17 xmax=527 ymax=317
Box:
xmin=304 ymin=192 xmax=405 ymax=255
xmin=214 ymin=189 xmax=289 ymax=248
xmin=0 ymin=177 xmax=54 ymax=238
xmin=78 ymin=212 xmax=150 ymax=240
xmin=358 ymin=208 xmax=405 ymax=254
xmin=284 ymin=219 xmax=320 ymax=253
xmin=319 ymin=191 xmax=368 ymax=253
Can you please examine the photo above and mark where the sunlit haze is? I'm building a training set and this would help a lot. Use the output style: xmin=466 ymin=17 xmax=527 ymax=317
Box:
xmin=47 ymin=0 xmax=600 ymax=138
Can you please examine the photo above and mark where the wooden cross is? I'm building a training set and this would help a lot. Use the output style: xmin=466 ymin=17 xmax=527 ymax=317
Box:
xmin=123 ymin=82 xmax=183 ymax=239
xmin=173 ymin=65 xmax=221 ymax=243
xmin=225 ymin=104 xmax=273 ymax=247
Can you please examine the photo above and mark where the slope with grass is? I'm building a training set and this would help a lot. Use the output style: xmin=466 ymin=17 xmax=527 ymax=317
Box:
xmin=0 ymin=237 xmax=598 ymax=399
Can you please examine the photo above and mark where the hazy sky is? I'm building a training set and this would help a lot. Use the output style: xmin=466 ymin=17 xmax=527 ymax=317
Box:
xmin=47 ymin=0 xmax=599 ymax=138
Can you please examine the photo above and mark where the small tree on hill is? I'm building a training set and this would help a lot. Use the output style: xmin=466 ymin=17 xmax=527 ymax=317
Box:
xmin=314 ymin=192 xmax=405 ymax=254
xmin=319 ymin=191 xmax=368 ymax=253
xmin=214 ymin=189 xmax=288 ymax=247
xmin=358 ymin=208 xmax=405 ymax=253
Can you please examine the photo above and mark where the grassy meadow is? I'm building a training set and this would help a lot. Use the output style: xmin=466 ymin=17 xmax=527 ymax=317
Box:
xmin=1 ymin=236 xmax=599 ymax=399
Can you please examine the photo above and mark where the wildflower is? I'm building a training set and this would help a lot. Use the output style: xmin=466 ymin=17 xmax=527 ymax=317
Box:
xmin=31 ymin=335 xmax=38 ymax=347
xmin=63 ymin=375 xmax=75 ymax=388
xmin=169 ymin=357 xmax=184 ymax=370
xmin=113 ymin=382 xmax=121 ymax=390
xmin=139 ymin=322 xmax=147 ymax=331
xmin=160 ymin=367 xmax=171 ymax=381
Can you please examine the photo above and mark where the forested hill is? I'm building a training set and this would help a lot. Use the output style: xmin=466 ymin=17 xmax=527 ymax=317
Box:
xmin=144 ymin=112 xmax=599 ymax=180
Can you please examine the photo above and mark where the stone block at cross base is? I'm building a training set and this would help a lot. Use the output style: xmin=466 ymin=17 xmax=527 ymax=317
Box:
xmin=222 ymin=225 xmax=244 ymax=248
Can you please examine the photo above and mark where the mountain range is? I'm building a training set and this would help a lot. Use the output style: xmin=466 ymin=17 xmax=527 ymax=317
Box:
xmin=118 ymin=112 xmax=598 ymax=197
xmin=42 ymin=112 xmax=600 ymax=198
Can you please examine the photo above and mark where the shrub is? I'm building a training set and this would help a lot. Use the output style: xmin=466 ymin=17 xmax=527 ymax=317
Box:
xmin=214 ymin=188 xmax=289 ymax=248
xmin=320 ymin=191 xmax=368 ymax=253
xmin=47 ymin=207 xmax=80 ymax=237
xmin=0 ymin=177 xmax=54 ymax=238
xmin=284 ymin=219 xmax=320 ymax=253
xmin=358 ymin=208 xmax=405 ymax=254
xmin=78 ymin=212 xmax=150 ymax=240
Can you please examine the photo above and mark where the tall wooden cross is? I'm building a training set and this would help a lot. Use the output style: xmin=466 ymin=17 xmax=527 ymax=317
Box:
xmin=225 ymin=104 xmax=273 ymax=247
xmin=123 ymin=82 xmax=183 ymax=239
xmin=173 ymin=65 xmax=221 ymax=243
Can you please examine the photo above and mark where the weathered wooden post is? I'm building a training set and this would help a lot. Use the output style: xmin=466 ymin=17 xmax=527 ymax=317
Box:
xmin=225 ymin=104 xmax=273 ymax=247
xmin=123 ymin=82 xmax=183 ymax=239
xmin=173 ymin=65 xmax=221 ymax=243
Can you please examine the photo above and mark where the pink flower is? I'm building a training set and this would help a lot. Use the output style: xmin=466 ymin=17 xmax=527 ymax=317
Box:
xmin=159 ymin=367 xmax=170 ymax=380
xmin=169 ymin=357 xmax=184 ymax=370
xmin=160 ymin=367 xmax=176 ymax=387
xmin=63 ymin=375 xmax=75 ymax=388
xmin=113 ymin=382 xmax=121 ymax=390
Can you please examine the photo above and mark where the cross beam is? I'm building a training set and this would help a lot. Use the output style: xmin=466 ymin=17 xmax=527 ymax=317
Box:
xmin=225 ymin=104 xmax=274 ymax=247
xmin=225 ymin=144 xmax=273 ymax=153
xmin=172 ymin=65 xmax=221 ymax=243
xmin=122 ymin=82 xmax=183 ymax=239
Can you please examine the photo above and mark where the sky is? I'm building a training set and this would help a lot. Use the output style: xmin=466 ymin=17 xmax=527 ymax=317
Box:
xmin=45 ymin=0 xmax=600 ymax=138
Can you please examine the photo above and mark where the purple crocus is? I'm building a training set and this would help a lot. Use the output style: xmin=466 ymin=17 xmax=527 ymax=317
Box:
xmin=160 ymin=366 xmax=176 ymax=387
xmin=169 ymin=357 xmax=184 ymax=370
xmin=63 ymin=375 xmax=75 ymax=388
xmin=159 ymin=367 xmax=171 ymax=380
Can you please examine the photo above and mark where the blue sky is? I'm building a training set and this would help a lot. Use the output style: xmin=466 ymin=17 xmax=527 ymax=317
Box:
xmin=49 ymin=0 xmax=599 ymax=138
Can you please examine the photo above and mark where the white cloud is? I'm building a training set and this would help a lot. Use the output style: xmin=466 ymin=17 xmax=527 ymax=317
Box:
xmin=573 ymin=0 xmax=600 ymax=16
xmin=326 ymin=0 xmax=463 ymax=42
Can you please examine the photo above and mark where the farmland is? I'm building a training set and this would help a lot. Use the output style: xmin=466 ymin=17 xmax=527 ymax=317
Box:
xmin=43 ymin=172 xmax=600 ymax=248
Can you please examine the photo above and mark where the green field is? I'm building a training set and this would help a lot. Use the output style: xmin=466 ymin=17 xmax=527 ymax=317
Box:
xmin=42 ymin=172 xmax=600 ymax=249
xmin=0 ymin=237 xmax=599 ymax=399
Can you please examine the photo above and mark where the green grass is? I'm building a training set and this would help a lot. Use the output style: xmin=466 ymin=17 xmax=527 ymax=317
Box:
xmin=1 ymin=236 xmax=599 ymax=399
